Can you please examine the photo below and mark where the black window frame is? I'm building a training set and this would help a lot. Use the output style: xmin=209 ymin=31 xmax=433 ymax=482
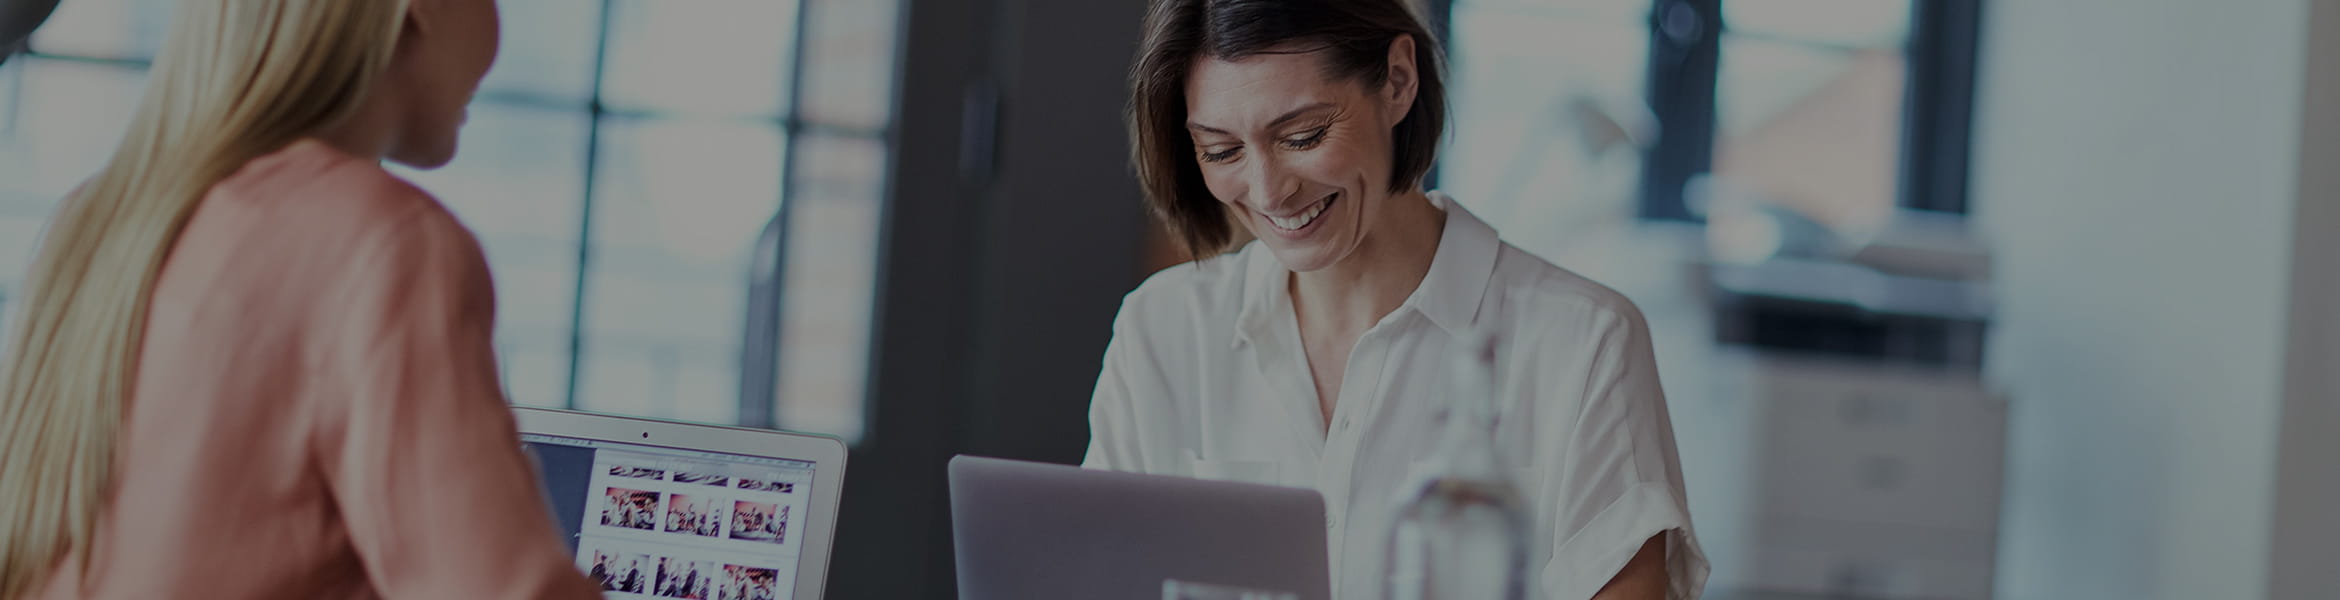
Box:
xmin=1430 ymin=0 xmax=1983 ymax=221
xmin=1637 ymin=0 xmax=1983 ymax=220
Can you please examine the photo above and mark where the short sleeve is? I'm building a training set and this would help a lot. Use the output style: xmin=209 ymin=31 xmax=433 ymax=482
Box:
xmin=1534 ymin=304 xmax=1710 ymax=600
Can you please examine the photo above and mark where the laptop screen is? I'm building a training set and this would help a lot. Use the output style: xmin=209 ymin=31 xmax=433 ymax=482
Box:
xmin=523 ymin=433 xmax=819 ymax=600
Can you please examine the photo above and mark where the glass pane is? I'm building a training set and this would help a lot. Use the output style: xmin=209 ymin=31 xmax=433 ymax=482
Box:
xmin=771 ymin=134 xmax=886 ymax=443
xmin=577 ymin=117 xmax=786 ymax=423
xmin=1712 ymin=33 xmax=1906 ymax=234
xmin=1724 ymin=0 xmax=1910 ymax=47
xmin=599 ymin=0 xmax=799 ymax=118
xmin=26 ymin=0 xmax=172 ymax=60
xmin=793 ymin=0 xmax=903 ymax=130
xmin=1440 ymin=8 xmax=1650 ymax=259
xmin=0 ymin=59 xmax=146 ymax=204
xmin=391 ymin=103 xmax=590 ymax=409
xmin=0 ymin=58 xmax=148 ymax=312
xmin=477 ymin=0 xmax=604 ymax=104
xmin=1453 ymin=0 xmax=1648 ymax=24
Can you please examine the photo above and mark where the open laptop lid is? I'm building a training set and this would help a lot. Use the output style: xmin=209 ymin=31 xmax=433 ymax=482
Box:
xmin=514 ymin=407 xmax=848 ymax=600
xmin=948 ymin=455 xmax=1332 ymax=600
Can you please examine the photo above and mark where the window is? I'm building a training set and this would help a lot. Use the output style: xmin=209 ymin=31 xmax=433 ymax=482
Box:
xmin=0 ymin=0 xmax=163 ymax=366
xmin=1438 ymin=0 xmax=1657 ymax=257
xmin=1440 ymin=0 xmax=1980 ymax=254
xmin=0 ymin=0 xmax=901 ymax=443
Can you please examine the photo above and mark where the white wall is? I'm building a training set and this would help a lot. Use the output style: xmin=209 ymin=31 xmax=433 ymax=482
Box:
xmin=1971 ymin=0 xmax=2312 ymax=598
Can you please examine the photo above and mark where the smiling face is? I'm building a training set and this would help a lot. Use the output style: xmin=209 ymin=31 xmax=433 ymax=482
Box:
xmin=1181 ymin=39 xmax=1420 ymax=273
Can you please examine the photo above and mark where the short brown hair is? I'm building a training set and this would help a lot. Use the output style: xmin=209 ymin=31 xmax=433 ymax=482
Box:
xmin=1128 ymin=0 xmax=1449 ymax=259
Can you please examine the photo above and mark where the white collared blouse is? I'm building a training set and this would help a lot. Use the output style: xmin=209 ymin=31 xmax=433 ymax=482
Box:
xmin=1084 ymin=193 xmax=1709 ymax=600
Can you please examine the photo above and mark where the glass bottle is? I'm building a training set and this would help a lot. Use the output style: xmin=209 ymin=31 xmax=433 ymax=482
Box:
xmin=1384 ymin=330 xmax=1530 ymax=600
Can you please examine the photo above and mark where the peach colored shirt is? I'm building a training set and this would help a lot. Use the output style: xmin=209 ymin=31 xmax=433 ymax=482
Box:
xmin=34 ymin=140 xmax=600 ymax=599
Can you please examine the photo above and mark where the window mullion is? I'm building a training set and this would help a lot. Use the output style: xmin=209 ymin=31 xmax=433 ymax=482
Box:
xmin=1638 ymin=0 xmax=1722 ymax=221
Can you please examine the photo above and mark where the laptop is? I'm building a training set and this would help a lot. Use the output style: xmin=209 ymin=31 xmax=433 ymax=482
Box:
xmin=948 ymin=455 xmax=1332 ymax=600
xmin=515 ymin=407 xmax=849 ymax=600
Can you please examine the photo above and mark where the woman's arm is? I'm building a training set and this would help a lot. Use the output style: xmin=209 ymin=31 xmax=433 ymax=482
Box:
xmin=1592 ymin=535 xmax=1669 ymax=600
xmin=1083 ymin=305 xmax=1176 ymax=472
xmin=313 ymin=205 xmax=600 ymax=599
xmin=1082 ymin=332 xmax=1141 ymax=470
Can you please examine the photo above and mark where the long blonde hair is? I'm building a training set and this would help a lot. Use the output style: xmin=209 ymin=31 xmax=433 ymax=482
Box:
xmin=0 ymin=1 xmax=411 ymax=595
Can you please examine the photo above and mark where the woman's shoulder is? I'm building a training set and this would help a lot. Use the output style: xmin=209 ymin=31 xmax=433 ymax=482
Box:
xmin=1111 ymin=240 xmax=1265 ymax=335
xmin=181 ymin=140 xmax=487 ymax=311
xmin=211 ymin=139 xmax=453 ymax=231
xmin=215 ymin=140 xmax=475 ymax=254
xmin=1481 ymin=243 xmax=1652 ymax=346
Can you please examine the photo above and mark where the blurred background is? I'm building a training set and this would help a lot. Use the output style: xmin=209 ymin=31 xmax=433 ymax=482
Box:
xmin=2 ymin=0 xmax=2335 ymax=598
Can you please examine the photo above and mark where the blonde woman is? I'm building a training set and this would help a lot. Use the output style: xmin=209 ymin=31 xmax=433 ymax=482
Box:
xmin=0 ymin=0 xmax=600 ymax=598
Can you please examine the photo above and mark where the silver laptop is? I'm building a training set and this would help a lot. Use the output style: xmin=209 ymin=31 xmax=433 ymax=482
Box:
xmin=948 ymin=455 xmax=1332 ymax=600
xmin=515 ymin=407 xmax=849 ymax=600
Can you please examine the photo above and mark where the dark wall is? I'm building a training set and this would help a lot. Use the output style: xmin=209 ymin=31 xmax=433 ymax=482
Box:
xmin=962 ymin=0 xmax=1153 ymax=465
xmin=822 ymin=1 xmax=1150 ymax=598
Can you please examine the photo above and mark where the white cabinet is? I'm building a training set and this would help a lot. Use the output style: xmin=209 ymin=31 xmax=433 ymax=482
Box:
xmin=1723 ymin=354 xmax=2006 ymax=599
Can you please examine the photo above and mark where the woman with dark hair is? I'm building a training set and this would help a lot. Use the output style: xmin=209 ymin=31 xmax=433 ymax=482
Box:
xmin=1084 ymin=1 xmax=1707 ymax=598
